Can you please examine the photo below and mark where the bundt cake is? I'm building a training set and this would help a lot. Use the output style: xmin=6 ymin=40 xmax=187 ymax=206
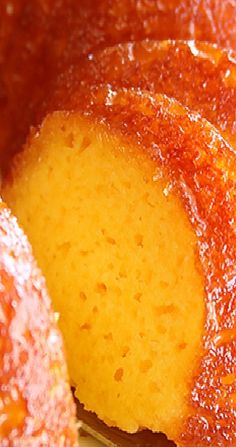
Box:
xmin=4 ymin=86 xmax=236 ymax=446
xmin=0 ymin=0 xmax=236 ymax=168
xmin=50 ymin=40 xmax=236 ymax=148
xmin=80 ymin=0 xmax=236 ymax=51
xmin=0 ymin=199 xmax=78 ymax=445
xmin=0 ymin=0 xmax=54 ymax=169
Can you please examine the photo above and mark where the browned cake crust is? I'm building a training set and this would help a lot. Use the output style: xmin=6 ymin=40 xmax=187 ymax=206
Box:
xmin=1 ymin=0 xmax=236 ymax=168
xmin=0 ymin=199 xmax=78 ymax=446
xmin=48 ymin=40 xmax=236 ymax=148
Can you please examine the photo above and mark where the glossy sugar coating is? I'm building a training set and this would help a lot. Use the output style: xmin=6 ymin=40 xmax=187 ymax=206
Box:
xmin=105 ymin=0 xmax=236 ymax=48
xmin=0 ymin=200 xmax=78 ymax=446
xmin=46 ymin=86 xmax=236 ymax=446
xmin=42 ymin=0 xmax=236 ymax=68
xmin=1 ymin=0 xmax=236 ymax=169
xmin=50 ymin=40 xmax=236 ymax=149
xmin=0 ymin=0 xmax=55 ymax=170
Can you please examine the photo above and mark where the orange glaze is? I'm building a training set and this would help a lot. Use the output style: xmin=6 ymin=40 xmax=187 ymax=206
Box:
xmin=0 ymin=200 xmax=78 ymax=446
xmin=48 ymin=40 xmax=236 ymax=149
xmin=46 ymin=0 xmax=236 ymax=66
xmin=1 ymin=0 xmax=236 ymax=169
xmin=48 ymin=85 xmax=236 ymax=446
xmin=0 ymin=0 xmax=55 ymax=170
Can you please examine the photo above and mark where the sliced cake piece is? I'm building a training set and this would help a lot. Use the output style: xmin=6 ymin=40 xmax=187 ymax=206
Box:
xmin=46 ymin=0 xmax=236 ymax=64
xmin=0 ymin=199 xmax=78 ymax=445
xmin=3 ymin=87 xmax=236 ymax=447
xmin=1 ymin=0 xmax=236 ymax=169
xmin=89 ymin=0 xmax=236 ymax=50
xmin=48 ymin=40 xmax=236 ymax=149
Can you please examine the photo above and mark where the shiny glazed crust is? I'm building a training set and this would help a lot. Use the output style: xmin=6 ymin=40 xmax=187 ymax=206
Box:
xmin=48 ymin=40 xmax=236 ymax=148
xmin=0 ymin=0 xmax=236 ymax=169
xmin=0 ymin=200 xmax=78 ymax=446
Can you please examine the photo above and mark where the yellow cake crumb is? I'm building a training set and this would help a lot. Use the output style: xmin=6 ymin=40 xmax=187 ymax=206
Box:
xmin=3 ymin=113 xmax=205 ymax=442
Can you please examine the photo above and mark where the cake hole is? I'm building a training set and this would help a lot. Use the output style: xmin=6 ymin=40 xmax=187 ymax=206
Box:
xmin=159 ymin=280 xmax=169 ymax=289
xmin=149 ymin=381 xmax=160 ymax=393
xmin=157 ymin=325 xmax=167 ymax=335
xmin=135 ymin=234 xmax=144 ymax=247
xmin=79 ymin=291 xmax=87 ymax=301
xmin=93 ymin=306 xmax=98 ymax=314
xmin=119 ymin=269 xmax=127 ymax=279
xmin=177 ymin=342 xmax=187 ymax=351
xmin=114 ymin=368 xmax=124 ymax=382
xmin=139 ymin=332 xmax=145 ymax=339
xmin=96 ymin=283 xmax=107 ymax=294
xmin=122 ymin=346 xmax=130 ymax=358
xmin=104 ymin=332 xmax=113 ymax=341
xmin=80 ymin=322 xmax=91 ymax=330
xmin=134 ymin=292 xmax=142 ymax=302
xmin=106 ymin=236 xmax=116 ymax=245
xmin=154 ymin=304 xmax=178 ymax=315
xmin=139 ymin=359 xmax=153 ymax=373
xmin=123 ymin=181 xmax=131 ymax=189
xmin=58 ymin=241 xmax=71 ymax=253
xmin=80 ymin=250 xmax=90 ymax=256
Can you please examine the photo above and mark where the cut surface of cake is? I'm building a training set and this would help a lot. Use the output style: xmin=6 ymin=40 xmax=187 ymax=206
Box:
xmin=3 ymin=88 xmax=236 ymax=446
xmin=4 ymin=111 xmax=205 ymax=442
xmin=0 ymin=199 xmax=78 ymax=446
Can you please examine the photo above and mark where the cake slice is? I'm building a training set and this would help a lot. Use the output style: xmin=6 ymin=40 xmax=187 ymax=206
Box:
xmin=0 ymin=199 xmax=78 ymax=445
xmin=1 ymin=0 xmax=236 ymax=169
xmin=3 ymin=87 xmax=236 ymax=446
xmin=48 ymin=40 xmax=236 ymax=149
xmin=75 ymin=0 xmax=236 ymax=51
